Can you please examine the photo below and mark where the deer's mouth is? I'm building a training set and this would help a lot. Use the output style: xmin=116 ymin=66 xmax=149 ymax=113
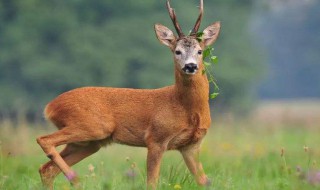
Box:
xmin=182 ymin=68 xmax=198 ymax=75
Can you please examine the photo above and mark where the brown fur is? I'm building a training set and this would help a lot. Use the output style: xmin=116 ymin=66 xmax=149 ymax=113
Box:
xmin=37 ymin=3 xmax=220 ymax=189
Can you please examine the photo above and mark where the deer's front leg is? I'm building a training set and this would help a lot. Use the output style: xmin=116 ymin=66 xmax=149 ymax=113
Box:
xmin=180 ymin=146 xmax=210 ymax=186
xmin=146 ymin=144 xmax=165 ymax=189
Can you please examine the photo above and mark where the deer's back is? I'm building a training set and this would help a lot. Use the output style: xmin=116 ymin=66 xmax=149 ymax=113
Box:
xmin=45 ymin=86 xmax=173 ymax=126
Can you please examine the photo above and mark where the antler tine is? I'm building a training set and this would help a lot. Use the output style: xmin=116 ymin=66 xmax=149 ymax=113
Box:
xmin=191 ymin=0 xmax=203 ymax=35
xmin=166 ymin=0 xmax=184 ymax=37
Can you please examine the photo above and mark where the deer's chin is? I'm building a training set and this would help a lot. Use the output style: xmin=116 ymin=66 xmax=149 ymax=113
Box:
xmin=182 ymin=68 xmax=198 ymax=75
xmin=184 ymin=70 xmax=197 ymax=75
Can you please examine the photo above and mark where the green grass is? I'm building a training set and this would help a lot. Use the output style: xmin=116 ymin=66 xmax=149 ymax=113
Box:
xmin=1 ymin=121 xmax=320 ymax=190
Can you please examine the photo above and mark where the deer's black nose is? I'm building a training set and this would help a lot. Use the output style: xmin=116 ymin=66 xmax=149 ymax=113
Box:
xmin=183 ymin=63 xmax=198 ymax=74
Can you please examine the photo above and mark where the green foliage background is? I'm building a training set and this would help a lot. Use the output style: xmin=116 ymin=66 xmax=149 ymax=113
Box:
xmin=0 ymin=0 xmax=262 ymax=117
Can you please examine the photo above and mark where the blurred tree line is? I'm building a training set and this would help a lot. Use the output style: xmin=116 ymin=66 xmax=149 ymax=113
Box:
xmin=252 ymin=0 xmax=320 ymax=99
xmin=0 ymin=0 xmax=261 ymax=121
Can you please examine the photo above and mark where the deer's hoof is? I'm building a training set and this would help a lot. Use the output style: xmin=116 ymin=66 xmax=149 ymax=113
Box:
xmin=198 ymin=175 xmax=212 ymax=186
xmin=66 ymin=170 xmax=77 ymax=181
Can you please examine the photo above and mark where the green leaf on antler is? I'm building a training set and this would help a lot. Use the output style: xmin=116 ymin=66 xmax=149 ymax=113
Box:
xmin=210 ymin=93 xmax=219 ymax=99
xmin=202 ymin=45 xmax=220 ymax=99
xmin=203 ymin=61 xmax=211 ymax=66
xmin=203 ymin=48 xmax=211 ymax=59
xmin=196 ymin=31 xmax=204 ymax=42
xmin=211 ymin=56 xmax=218 ymax=64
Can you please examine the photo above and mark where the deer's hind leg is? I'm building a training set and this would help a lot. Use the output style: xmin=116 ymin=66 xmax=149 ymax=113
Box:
xmin=39 ymin=142 xmax=101 ymax=189
xmin=37 ymin=125 xmax=113 ymax=187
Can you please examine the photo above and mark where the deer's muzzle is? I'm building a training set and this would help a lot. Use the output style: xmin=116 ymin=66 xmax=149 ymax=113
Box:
xmin=183 ymin=63 xmax=198 ymax=74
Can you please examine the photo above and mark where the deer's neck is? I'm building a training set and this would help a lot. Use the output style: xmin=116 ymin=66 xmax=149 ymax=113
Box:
xmin=174 ymin=64 xmax=209 ymax=112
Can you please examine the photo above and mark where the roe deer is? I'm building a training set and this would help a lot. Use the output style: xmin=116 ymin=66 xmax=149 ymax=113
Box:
xmin=37 ymin=0 xmax=220 ymax=189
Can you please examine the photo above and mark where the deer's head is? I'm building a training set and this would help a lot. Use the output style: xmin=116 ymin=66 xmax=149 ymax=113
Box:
xmin=155 ymin=0 xmax=220 ymax=75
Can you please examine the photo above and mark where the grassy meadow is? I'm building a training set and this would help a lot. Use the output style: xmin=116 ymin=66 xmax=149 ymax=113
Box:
xmin=0 ymin=118 xmax=320 ymax=190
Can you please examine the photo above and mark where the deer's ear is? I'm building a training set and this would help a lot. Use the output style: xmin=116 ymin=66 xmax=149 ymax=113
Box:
xmin=154 ymin=24 xmax=176 ymax=48
xmin=203 ymin=22 xmax=221 ymax=46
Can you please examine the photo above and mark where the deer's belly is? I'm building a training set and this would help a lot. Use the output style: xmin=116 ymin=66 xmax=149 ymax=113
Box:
xmin=111 ymin=125 xmax=147 ymax=147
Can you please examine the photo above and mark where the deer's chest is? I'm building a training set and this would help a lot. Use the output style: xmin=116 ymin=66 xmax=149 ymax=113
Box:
xmin=149 ymin=110 xmax=211 ymax=150
xmin=167 ymin=126 xmax=208 ymax=150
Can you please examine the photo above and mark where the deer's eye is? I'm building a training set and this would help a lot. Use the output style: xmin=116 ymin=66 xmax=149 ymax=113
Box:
xmin=175 ymin=50 xmax=181 ymax=55
xmin=198 ymin=50 xmax=202 ymax=55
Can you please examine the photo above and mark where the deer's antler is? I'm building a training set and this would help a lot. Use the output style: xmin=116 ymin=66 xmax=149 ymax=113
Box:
xmin=190 ymin=0 xmax=203 ymax=35
xmin=166 ymin=0 xmax=184 ymax=37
